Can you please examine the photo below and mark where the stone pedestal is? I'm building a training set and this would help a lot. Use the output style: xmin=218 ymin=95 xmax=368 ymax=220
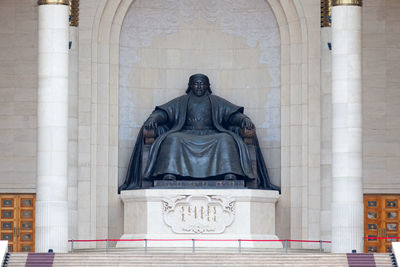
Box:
xmin=118 ymin=189 xmax=281 ymax=248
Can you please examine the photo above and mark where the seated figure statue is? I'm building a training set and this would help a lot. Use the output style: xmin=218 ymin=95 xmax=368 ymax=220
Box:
xmin=119 ymin=74 xmax=279 ymax=191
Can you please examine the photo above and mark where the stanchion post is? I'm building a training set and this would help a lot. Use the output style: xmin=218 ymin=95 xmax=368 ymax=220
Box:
xmin=106 ymin=239 xmax=109 ymax=252
xmin=238 ymin=239 xmax=241 ymax=253
xmin=145 ymin=239 xmax=148 ymax=253
xmin=319 ymin=240 xmax=322 ymax=253
xmin=192 ymin=239 xmax=195 ymax=253
xmin=71 ymin=239 xmax=74 ymax=253
xmin=284 ymin=240 xmax=288 ymax=253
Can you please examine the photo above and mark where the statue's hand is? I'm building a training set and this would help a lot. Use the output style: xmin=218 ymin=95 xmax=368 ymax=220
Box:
xmin=241 ymin=118 xmax=255 ymax=130
xmin=144 ymin=118 xmax=158 ymax=130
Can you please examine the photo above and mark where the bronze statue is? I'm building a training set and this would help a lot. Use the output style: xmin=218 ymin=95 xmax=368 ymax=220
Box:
xmin=119 ymin=74 xmax=279 ymax=192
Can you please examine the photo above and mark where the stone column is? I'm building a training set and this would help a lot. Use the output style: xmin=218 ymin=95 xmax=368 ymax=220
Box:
xmin=36 ymin=0 xmax=69 ymax=252
xmin=68 ymin=0 xmax=79 ymax=244
xmin=320 ymin=0 xmax=332 ymax=251
xmin=331 ymin=0 xmax=363 ymax=253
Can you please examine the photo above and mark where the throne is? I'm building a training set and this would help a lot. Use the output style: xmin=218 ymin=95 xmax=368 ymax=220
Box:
xmin=141 ymin=127 xmax=258 ymax=188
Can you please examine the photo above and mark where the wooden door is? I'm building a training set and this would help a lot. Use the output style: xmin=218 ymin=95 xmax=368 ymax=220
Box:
xmin=0 ymin=194 xmax=35 ymax=252
xmin=364 ymin=195 xmax=400 ymax=253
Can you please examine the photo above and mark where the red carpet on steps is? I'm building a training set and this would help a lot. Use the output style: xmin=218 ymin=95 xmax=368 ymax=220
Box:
xmin=347 ymin=253 xmax=376 ymax=267
xmin=25 ymin=252 xmax=54 ymax=267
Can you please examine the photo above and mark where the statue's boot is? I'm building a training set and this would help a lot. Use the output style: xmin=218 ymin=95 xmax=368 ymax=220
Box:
xmin=163 ymin=174 xmax=176 ymax=181
xmin=224 ymin=174 xmax=236 ymax=180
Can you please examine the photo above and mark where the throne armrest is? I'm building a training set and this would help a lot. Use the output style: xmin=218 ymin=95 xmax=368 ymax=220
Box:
xmin=240 ymin=127 xmax=257 ymax=188
xmin=141 ymin=128 xmax=155 ymax=188
xmin=240 ymin=128 xmax=256 ymax=145
xmin=143 ymin=128 xmax=156 ymax=145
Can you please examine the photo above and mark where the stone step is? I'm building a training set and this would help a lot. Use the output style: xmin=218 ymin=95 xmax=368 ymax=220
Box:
xmin=42 ymin=264 xmax=368 ymax=266
xmin=8 ymin=255 xmax=351 ymax=258
xmin=7 ymin=253 xmax=388 ymax=258
xmin=70 ymin=248 xmax=324 ymax=254
xmin=10 ymin=260 xmax=350 ymax=263
xmin=11 ymin=253 xmax=350 ymax=258
xmin=6 ymin=252 xmax=393 ymax=267
xmin=8 ymin=264 xmax=351 ymax=267
xmin=3 ymin=257 xmax=368 ymax=262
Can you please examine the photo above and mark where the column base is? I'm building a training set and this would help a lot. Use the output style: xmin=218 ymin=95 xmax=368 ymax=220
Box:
xmin=35 ymin=201 xmax=68 ymax=252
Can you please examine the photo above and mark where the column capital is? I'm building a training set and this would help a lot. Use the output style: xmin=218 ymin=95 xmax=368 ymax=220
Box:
xmin=321 ymin=0 xmax=332 ymax=27
xmin=69 ymin=0 xmax=79 ymax=27
xmin=332 ymin=0 xmax=362 ymax=6
xmin=38 ymin=0 xmax=69 ymax=5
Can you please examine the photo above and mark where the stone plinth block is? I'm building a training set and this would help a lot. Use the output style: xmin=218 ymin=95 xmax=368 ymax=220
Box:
xmin=117 ymin=189 xmax=281 ymax=248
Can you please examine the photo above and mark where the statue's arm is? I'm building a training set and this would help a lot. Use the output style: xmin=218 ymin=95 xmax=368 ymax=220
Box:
xmin=228 ymin=112 xmax=255 ymax=130
xmin=143 ymin=109 xmax=168 ymax=130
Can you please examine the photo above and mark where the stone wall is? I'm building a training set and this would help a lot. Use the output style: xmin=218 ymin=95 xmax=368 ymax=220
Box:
xmin=118 ymin=0 xmax=281 ymax=189
xmin=362 ymin=0 xmax=400 ymax=193
xmin=0 ymin=0 xmax=319 ymax=245
xmin=4 ymin=0 xmax=399 ymax=249
xmin=0 ymin=0 xmax=37 ymax=192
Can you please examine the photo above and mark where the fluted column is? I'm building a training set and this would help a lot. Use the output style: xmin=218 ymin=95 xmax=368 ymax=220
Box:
xmin=320 ymin=0 xmax=332 ymax=251
xmin=68 ymin=0 xmax=79 ymax=245
xmin=331 ymin=0 xmax=363 ymax=253
xmin=36 ymin=0 xmax=69 ymax=252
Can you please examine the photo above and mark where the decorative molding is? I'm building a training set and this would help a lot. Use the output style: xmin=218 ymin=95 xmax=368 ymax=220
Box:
xmin=119 ymin=0 xmax=281 ymax=142
xmin=120 ymin=0 xmax=280 ymax=67
xmin=37 ymin=0 xmax=69 ymax=5
xmin=69 ymin=0 xmax=79 ymax=27
xmin=321 ymin=0 xmax=332 ymax=27
xmin=162 ymin=195 xmax=235 ymax=234
xmin=332 ymin=0 xmax=362 ymax=6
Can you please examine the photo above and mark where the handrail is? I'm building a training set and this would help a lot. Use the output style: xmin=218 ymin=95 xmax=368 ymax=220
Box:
xmin=67 ymin=238 xmax=331 ymax=253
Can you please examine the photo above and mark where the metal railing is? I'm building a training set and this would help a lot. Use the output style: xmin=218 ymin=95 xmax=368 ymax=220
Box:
xmin=68 ymin=238 xmax=331 ymax=253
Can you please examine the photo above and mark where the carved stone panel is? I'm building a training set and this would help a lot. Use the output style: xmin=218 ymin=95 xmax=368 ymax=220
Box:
xmin=162 ymin=195 xmax=235 ymax=234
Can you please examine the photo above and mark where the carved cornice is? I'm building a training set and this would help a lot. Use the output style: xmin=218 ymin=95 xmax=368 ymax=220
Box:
xmin=332 ymin=0 xmax=362 ymax=6
xmin=69 ymin=0 xmax=79 ymax=27
xmin=38 ymin=0 xmax=69 ymax=5
xmin=321 ymin=0 xmax=332 ymax=27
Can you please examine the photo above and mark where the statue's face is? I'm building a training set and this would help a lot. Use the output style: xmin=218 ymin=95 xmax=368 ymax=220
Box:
xmin=191 ymin=78 xmax=208 ymax=97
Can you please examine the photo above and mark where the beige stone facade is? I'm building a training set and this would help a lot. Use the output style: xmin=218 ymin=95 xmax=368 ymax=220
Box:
xmin=0 ymin=0 xmax=399 ymax=251
xmin=0 ymin=0 xmax=37 ymax=192
xmin=362 ymin=0 xmax=400 ymax=194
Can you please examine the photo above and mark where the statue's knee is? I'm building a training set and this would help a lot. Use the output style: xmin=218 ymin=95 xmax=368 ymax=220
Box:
xmin=166 ymin=134 xmax=180 ymax=144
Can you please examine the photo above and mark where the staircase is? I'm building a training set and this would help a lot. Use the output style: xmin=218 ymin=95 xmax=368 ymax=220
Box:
xmin=5 ymin=252 xmax=394 ymax=266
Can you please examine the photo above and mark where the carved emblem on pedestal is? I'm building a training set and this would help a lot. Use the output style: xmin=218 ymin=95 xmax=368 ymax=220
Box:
xmin=162 ymin=195 xmax=235 ymax=234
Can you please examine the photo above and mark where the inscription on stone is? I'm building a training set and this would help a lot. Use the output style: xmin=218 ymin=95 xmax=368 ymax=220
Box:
xmin=154 ymin=180 xmax=244 ymax=188
xmin=179 ymin=205 xmax=217 ymax=222
xmin=162 ymin=195 xmax=235 ymax=234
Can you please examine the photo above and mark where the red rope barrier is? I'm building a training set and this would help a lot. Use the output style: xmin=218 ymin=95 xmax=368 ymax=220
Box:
xmin=287 ymin=240 xmax=322 ymax=243
xmin=196 ymin=239 xmax=239 ymax=242
xmin=108 ymin=239 xmax=145 ymax=242
xmin=239 ymin=239 xmax=284 ymax=242
xmin=68 ymin=239 xmax=108 ymax=242
xmin=68 ymin=238 xmax=331 ymax=243
xmin=143 ymin=239 xmax=193 ymax=242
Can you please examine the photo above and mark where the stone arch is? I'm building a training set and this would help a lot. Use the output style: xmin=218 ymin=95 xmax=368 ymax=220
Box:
xmin=89 ymin=0 xmax=311 ymax=243
xmin=118 ymin=0 xmax=282 ymax=193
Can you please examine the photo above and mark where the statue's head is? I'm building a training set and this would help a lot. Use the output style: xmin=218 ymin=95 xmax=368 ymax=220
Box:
xmin=186 ymin=73 xmax=212 ymax=96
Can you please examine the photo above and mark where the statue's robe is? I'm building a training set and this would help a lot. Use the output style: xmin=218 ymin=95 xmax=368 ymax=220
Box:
xmin=144 ymin=93 xmax=255 ymax=180
xmin=119 ymin=93 xmax=280 ymax=192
